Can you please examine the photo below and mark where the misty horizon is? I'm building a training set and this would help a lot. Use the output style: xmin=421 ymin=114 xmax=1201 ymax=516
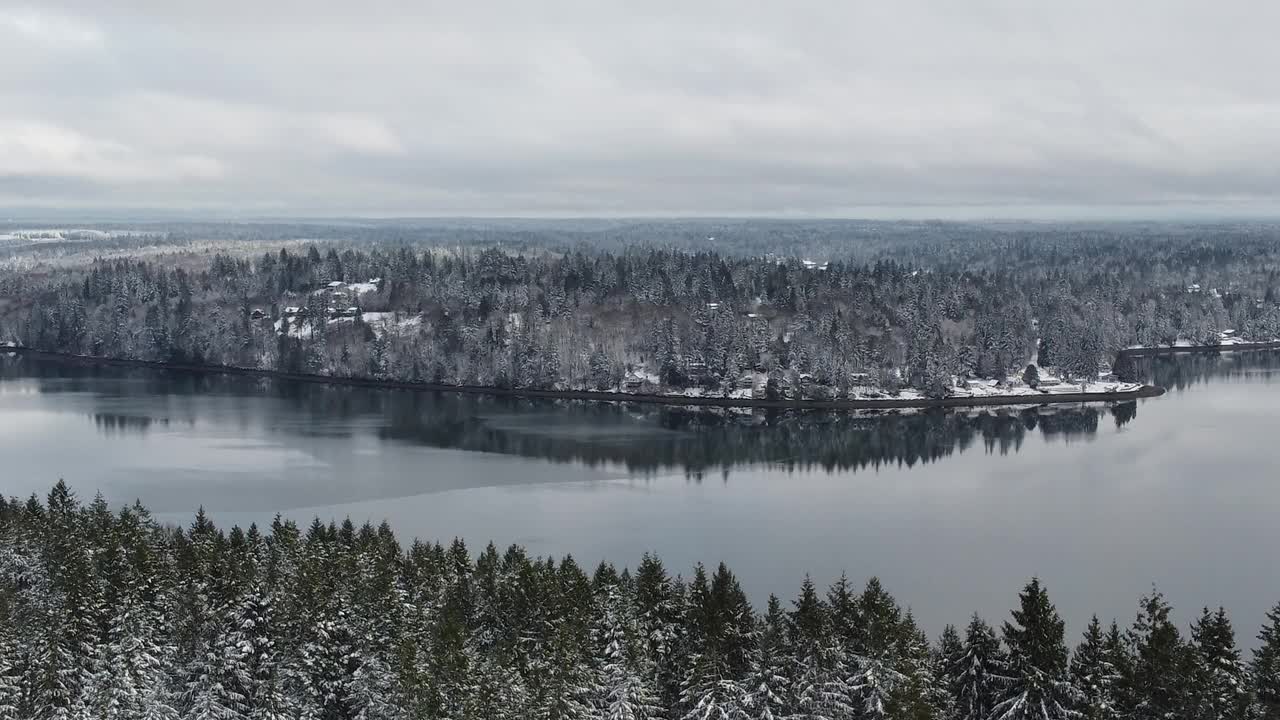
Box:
xmin=6 ymin=2 xmax=1280 ymax=217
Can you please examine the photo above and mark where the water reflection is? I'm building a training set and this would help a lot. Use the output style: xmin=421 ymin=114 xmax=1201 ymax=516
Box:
xmin=1138 ymin=349 xmax=1280 ymax=391
xmin=4 ymin=351 xmax=1280 ymax=644
xmin=0 ymin=354 xmax=1147 ymax=477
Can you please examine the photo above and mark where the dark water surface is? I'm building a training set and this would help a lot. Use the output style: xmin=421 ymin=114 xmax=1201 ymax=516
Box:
xmin=3 ymin=352 xmax=1278 ymax=643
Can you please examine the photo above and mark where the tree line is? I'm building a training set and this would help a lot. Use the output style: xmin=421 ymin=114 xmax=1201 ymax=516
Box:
xmin=1 ymin=483 xmax=1278 ymax=720
xmin=3 ymin=226 xmax=1280 ymax=398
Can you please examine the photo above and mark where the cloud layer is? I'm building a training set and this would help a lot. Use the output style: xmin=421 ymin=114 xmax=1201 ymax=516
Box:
xmin=3 ymin=1 xmax=1280 ymax=217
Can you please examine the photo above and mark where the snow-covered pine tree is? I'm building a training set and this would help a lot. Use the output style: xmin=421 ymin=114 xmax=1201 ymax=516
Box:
xmin=848 ymin=578 xmax=908 ymax=720
xmin=0 ymin=612 xmax=21 ymax=720
xmin=226 ymin=587 xmax=291 ymax=720
xmin=596 ymin=585 xmax=663 ymax=720
xmin=1121 ymin=590 xmax=1189 ymax=720
xmin=883 ymin=612 xmax=947 ymax=720
xmin=826 ymin=575 xmax=861 ymax=658
xmin=1069 ymin=616 xmax=1120 ymax=720
xmin=934 ymin=624 xmax=963 ymax=720
xmin=990 ymin=578 xmax=1076 ymax=720
xmin=293 ymin=611 xmax=357 ymax=720
xmin=89 ymin=585 xmax=179 ymax=720
xmin=634 ymin=553 xmax=683 ymax=710
xmin=1187 ymin=607 xmax=1249 ymax=720
xmin=678 ymin=563 xmax=754 ymax=720
xmin=740 ymin=596 xmax=789 ymax=720
xmin=1253 ymin=602 xmax=1280 ymax=719
xmin=460 ymin=650 xmax=531 ymax=720
xmin=787 ymin=577 xmax=852 ymax=720
xmin=33 ymin=482 xmax=100 ymax=720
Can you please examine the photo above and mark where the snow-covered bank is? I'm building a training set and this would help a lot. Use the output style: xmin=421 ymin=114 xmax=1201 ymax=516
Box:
xmin=1122 ymin=334 xmax=1280 ymax=357
xmin=4 ymin=346 xmax=1165 ymax=412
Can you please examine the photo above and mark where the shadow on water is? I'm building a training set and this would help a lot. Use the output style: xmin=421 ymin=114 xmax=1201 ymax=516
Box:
xmin=0 ymin=353 xmax=1156 ymax=478
xmin=1136 ymin=349 xmax=1280 ymax=392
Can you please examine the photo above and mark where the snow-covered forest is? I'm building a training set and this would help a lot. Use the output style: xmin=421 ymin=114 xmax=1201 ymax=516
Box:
xmin=2 ymin=221 xmax=1280 ymax=399
xmin=1 ymin=483 xmax=1278 ymax=720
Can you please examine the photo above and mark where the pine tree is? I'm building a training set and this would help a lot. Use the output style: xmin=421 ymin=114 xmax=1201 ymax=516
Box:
xmin=849 ymin=578 xmax=907 ymax=719
xmin=787 ymin=577 xmax=851 ymax=720
xmin=952 ymin=615 xmax=1006 ymax=720
xmin=679 ymin=563 xmax=754 ymax=719
xmin=0 ymin=616 xmax=22 ymax=720
xmin=885 ymin=613 xmax=945 ymax=720
xmin=1253 ymin=602 xmax=1280 ymax=719
xmin=90 ymin=589 xmax=179 ymax=720
xmin=227 ymin=588 xmax=291 ymax=720
xmin=294 ymin=612 xmax=356 ymax=720
xmin=1121 ymin=589 xmax=1189 ymax=720
xmin=741 ymin=596 xmax=788 ymax=720
xmin=1187 ymin=607 xmax=1249 ymax=720
xmin=1070 ymin=616 xmax=1120 ymax=720
xmin=597 ymin=586 xmax=663 ymax=720
xmin=634 ymin=553 xmax=682 ymax=710
xmin=827 ymin=575 xmax=861 ymax=655
xmin=991 ymin=578 xmax=1076 ymax=720
xmin=934 ymin=625 xmax=963 ymax=720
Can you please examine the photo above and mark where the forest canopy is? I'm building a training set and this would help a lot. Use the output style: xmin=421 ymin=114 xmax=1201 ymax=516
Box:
xmin=2 ymin=220 xmax=1278 ymax=398
xmin=1 ymin=483 xmax=1278 ymax=720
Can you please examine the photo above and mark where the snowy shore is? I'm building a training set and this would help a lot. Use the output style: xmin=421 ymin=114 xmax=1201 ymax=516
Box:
xmin=6 ymin=346 xmax=1164 ymax=412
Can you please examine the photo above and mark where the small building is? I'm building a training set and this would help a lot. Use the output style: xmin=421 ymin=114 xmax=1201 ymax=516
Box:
xmin=327 ymin=280 xmax=346 ymax=289
xmin=283 ymin=306 xmax=303 ymax=317
xmin=250 ymin=308 xmax=267 ymax=320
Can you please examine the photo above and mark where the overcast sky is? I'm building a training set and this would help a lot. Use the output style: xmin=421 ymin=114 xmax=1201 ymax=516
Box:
xmin=3 ymin=1 xmax=1280 ymax=219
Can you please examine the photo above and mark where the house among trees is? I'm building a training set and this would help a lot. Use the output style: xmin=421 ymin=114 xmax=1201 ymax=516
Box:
xmin=250 ymin=308 xmax=267 ymax=320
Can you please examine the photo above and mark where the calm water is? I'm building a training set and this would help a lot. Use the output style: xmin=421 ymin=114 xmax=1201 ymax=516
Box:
xmin=3 ymin=352 xmax=1279 ymax=643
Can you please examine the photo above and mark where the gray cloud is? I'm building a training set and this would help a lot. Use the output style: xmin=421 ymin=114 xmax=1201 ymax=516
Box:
xmin=3 ymin=1 xmax=1280 ymax=218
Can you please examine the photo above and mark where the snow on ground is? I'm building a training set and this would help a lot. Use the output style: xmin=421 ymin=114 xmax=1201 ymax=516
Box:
xmin=274 ymin=318 xmax=314 ymax=340
xmin=604 ymin=371 xmax=1144 ymax=404
xmin=361 ymin=312 xmax=422 ymax=336
xmin=1127 ymin=331 xmax=1280 ymax=351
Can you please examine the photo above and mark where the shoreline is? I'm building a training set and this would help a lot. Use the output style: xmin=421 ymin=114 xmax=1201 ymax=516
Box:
xmin=5 ymin=346 xmax=1164 ymax=410
xmin=1116 ymin=340 xmax=1280 ymax=358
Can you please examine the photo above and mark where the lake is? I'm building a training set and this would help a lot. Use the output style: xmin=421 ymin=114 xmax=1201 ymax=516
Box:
xmin=3 ymin=351 xmax=1278 ymax=644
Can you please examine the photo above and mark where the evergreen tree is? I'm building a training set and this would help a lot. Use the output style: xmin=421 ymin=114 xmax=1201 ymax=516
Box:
xmin=597 ymin=586 xmax=663 ymax=720
xmin=992 ymin=578 xmax=1076 ymax=720
xmin=0 ymin=614 xmax=23 ymax=720
xmin=741 ymin=596 xmax=789 ymax=720
xmin=1253 ymin=602 xmax=1280 ymax=719
xmin=1187 ymin=608 xmax=1249 ymax=720
xmin=952 ymin=615 xmax=1006 ymax=720
xmin=787 ymin=577 xmax=851 ymax=720
xmin=1121 ymin=589 xmax=1189 ymax=720
xmin=934 ymin=624 xmax=963 ymax=720
xmin=10 ymin=485 xmax=1280 ymax=720
xmin=1070 ymin=616 xmax=1119 ymax=720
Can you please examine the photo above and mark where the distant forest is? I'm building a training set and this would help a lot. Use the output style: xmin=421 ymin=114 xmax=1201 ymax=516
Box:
xmin=2 ymin=484 xmax=1278 ymax=720
xmin=3 ymin=221 xmax=1280 ymax=397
